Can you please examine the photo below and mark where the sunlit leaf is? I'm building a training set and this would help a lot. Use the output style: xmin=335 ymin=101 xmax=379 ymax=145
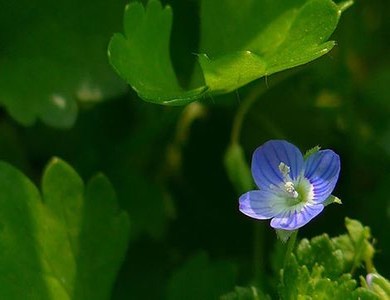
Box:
xmin=109 ymin=0 xmax=352 ymax=104
xmin=108 ymin=1 xmax=208 ymax=105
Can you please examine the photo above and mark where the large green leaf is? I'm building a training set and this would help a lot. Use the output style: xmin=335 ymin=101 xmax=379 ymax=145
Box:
xmin=109 ymin=0 xmax=352 ymax=104
xmin=0 ymin=158 xmax=130 ymax=299
xmin=0 ymin=0 xmax=127 ymax=128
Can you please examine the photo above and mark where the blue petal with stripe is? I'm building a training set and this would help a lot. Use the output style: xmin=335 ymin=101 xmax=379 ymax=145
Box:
xmin=239 ymin=190 xmax=287 ymax=220
xmin=251 ymin=140 xmax=304 ymax=190
xmin=304 ymin=150 xmax=340 ymax=203
xmin=270 ymin=203 xmax=324 ymax=230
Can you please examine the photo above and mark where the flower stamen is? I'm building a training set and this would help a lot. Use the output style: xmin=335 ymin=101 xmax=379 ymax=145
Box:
xmin=278 ymin=162 xmax=291 ymax=179
xmin=279 ymin=162 xmax=299 ymax=199
xmin=284 ymin=181 xmax=299 ymax=198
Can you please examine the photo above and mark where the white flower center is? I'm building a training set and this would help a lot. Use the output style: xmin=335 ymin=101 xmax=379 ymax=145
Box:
xmin=278 ymin=162 xmax=313 ymax=205
xmin=284 ymin=181 xmax=299 ymax=198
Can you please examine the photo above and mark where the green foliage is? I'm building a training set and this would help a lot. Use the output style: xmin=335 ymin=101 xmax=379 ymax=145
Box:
xmin=166 ymin=252 xmax=237 ymax=300
xmin=0 ymin=0 xmax=389 ymax=299
xmin=0 ymin=158 xmax=130 ymax=299
xmin=332 ymin=217 xmax=375 ymax=273
xmin=279 ymin=218 xmax=379 ymax=299
xmin=109 ymin=0 xmax=351 ymax=105
xmin=280 ymin=257 xmax=378 ymax=300
xmin=0 ymin=0 xmax=127 ymax=128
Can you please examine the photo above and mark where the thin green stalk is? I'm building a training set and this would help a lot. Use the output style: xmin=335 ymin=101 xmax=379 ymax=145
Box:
xmin=253 ymin=223 xmax=265 ymax=287
xmin=230 ymin=70 xmax=298 ymax=145
xmin=283 ymin=230 xmax=298 ymax=268
xmin=230 ymin=85 xmax=267 ymax=145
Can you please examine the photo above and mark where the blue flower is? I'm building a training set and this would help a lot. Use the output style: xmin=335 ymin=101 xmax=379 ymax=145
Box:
xmin=239 ymin=140 xmax=340 ymax=230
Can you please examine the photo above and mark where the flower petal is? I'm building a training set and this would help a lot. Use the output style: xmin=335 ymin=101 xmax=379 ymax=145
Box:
xmin=239 ymin=190 xmax=287 ymax=220
xmin=270 ymin=203 xmax=324 ymax=230
xmin=252 ymin=140 xmax=304 ymax=190
xmin=304 ymin=150 xmax=340 ymax=203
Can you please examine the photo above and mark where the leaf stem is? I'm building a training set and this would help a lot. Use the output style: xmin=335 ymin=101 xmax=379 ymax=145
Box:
xmin=253 ymin=223 xmax=265 ymax=288
xmin=283 ymin=230 xmax=298 ymax=268
xmin=230 ymin=85 xmax=266 ymax=145
xmin=230 ymin=71 xmax=298 ymax=145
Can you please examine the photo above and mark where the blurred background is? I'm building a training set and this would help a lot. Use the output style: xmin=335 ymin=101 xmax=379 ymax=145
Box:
xmin=0 ymin=0 xmax=389 ymax=298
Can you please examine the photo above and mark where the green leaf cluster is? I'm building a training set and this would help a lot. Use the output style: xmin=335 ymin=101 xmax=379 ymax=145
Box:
xmin=224 ymin=218 xmax=389 ymax=299
xmin=109 ymin=0 xmax=352 ymax=105
xmin=280 ymin=218 xmax=378 ymax=299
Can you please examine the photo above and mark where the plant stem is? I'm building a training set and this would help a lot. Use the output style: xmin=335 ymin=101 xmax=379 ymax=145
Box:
xmin=283 ymin=230 xmax=298 ymax=268
xmin=230 ymin=70 xmax=298 ymax=145
xmin=230 ymin=85 xmax=266 ymax=145
xmin=253 ymin=223 xmax=265 ymax=287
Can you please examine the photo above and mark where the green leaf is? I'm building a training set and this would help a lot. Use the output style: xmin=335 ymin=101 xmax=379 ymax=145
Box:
xmin=224 ymin=143 xmax=254 ymax=194
xmin=323 ymin=195 xmax=343 ymax=206
xmin=108 ymin=1 xmax=208 ymax=104
xmin=109 ymin=0 xmax=351 ymax=104
xmin=304 ymin=145 xmax=321 ymax=159
xmin=296 ymin=234 xmax=345 ymax=279
xmin=333 ymin=218 xmax=375 ymax=273
xmin=221 ymin=286 xmax=269 ymax=300
xmin=198 ymin=0 xmax=347 ymax=94
xmin=198 ymin=51 xmax=266 ymax=94
xmin=0 ymin=0 xmax=127 ymax=128
xmin=166 ymin=252 xmax=236 ymax=300
xmin=0 ymin=158 xmax=130 ymax=299
xmin=280 ymin=255 xmax=375 ymax=300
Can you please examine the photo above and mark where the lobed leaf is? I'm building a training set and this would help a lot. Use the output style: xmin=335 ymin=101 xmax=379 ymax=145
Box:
xmin=0 ymin=158 xmax=130 ymax=299
xmin=108 ymin=1 xmax=208 ymax=105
